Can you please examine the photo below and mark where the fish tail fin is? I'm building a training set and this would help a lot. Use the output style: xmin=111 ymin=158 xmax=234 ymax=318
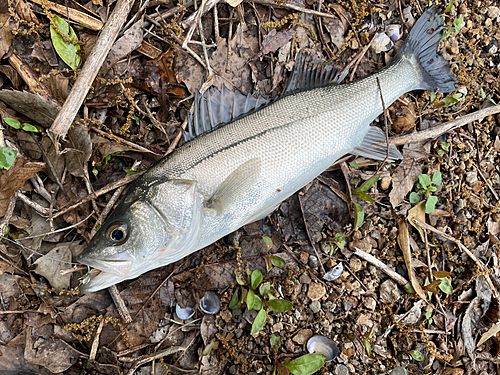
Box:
xmin=395 ymin=6 xmax=458 ymax=93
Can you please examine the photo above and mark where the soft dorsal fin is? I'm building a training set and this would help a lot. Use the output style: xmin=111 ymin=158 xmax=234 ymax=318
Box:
xmin=282 ymin=49 xmax=341 ymax=96
xmin=184 ymin=85 xmax=270 ymax=142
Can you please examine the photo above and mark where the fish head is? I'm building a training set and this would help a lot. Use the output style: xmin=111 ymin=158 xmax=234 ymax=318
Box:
xmin=77 ymin=179 xmax=203 ymax=293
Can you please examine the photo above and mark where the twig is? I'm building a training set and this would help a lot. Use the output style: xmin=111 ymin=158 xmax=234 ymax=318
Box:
xmin=52 ymin=171 xmax=144 ymax=219
xmin=412 ymin=218 xmax=498 ymax=298
xmin=473 ymin=162 xmax=499 ymax=201
xmin=340 ymin=162 xmax=353 ymax=218
xmin=90 ymin=126 xmax=159 ymax=155
xmin=251 ymin=0 xmax=339 ymax=20
xmin=15 ymin=191 xmax=50 ymax=216
xmin=123 ymin=346 xmax=187 ymax=375
xmin=166 ymin=118 xmax=188 ymax=154
xmin=89 ymin=317 xmax=105 ymax=361
xmin=90 ymin=160 xmax=142 ymax=237
xmin=353 ymin=247 xmax=409 ymax=286
xmin=390 ymin=105 xmax=500 ymax=146
xmin=181 ymin=0 xmax=219 ymax=28
xmin=29 ymin=175 xmax=54 ymax=205
xmin=49 ymin=0 xmax=136 ymax=141
xmin=0 ymin=192 xmax=17 ymax=236
xmin=376 ymin=77 xmax=390 ymax=165
xmin=108 ymin=285 xmax=132 ymax=323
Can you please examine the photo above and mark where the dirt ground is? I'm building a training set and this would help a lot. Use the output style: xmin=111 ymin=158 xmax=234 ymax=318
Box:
xmin=0 ymin=0 xmax=500 ymax=374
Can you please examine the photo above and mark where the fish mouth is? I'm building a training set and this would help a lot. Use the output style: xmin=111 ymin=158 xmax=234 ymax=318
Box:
xmin=79 ymin=269 xmax=129 ymax=293
xmin=78 ymin=251 xmax=134 ymax=278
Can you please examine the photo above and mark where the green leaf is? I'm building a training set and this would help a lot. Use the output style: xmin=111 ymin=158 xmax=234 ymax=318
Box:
xmin=22 ymin=123 xmax=38 ymax=132
xmin=353 ymin=191 xmax=374 ymax=203
xmin=262 ymin=235 xmax=273 ymax=252
xmin=418 ymin=174 xmax=431 ymax=189
xmin=453 ymin=15 xmax=463 ymax=35
xmin=409 ymin=192 xmax=421 ymax=204
xmin=202 ymin=338 xmax=215 ymax=356
xmin=3 ymin=118 xmax=21 ymax=129
xmin=432 ymin=171 xmax=442 ymax=186
xmin=353 ymin=201 xmax=364 ymax=230
xmin=50 ymin=15 xmax=81 ymax=70
xmin=284 ymin=354 xmax=326 ymax=375
xmin=367 ymin=326 xmax=376 ymax=339
xmin=253 ymin=295 xmax=263 ymax=311
xmin=436 ymin=277 xmax=453 ymax=294
xmin=251 ymin=269 xmax=263 ymax=290
xmin=363 ymin=337 xmax=372 ymax=356
xmin=437 ymin=95 xmax=458 ymax=107
xmin=268 ymin=299 xmax=292 ymax=313
xmin=481 ymin=87 xmax=487 ymax=100
xmin=355 ymin=175 xmax=380 ymax=192
xmin=443 ymin=0 xmax=453 ymax=13
xmin=125 ymin=169 xmax=141 ymax=175
xmin=92 ymin=168 xmax=98 ymax=177
xmin=425 ymin=196 xmax=438 ymax=214
xmin=236 ymin=273 xmax=246 ymax=286
xmin=427 ymin=186 xmax=437 ymax=192
xmin=403 ymin=282 xmax=415 ymax=294
xmin=270 ymin=255 xmax=286 ymax=267
xmin=429 ymin=91 xmax=436 ymax=102
xmin=259 ymin=282 xmax=271 ymax=296
xmin=348 ymin=160 xmax=359 ymax=169
xmin=229 ymin=289 xmax=240 ymax=309
xmin=489 ymin=97 xmax=497 ymax=105
xmin=270 ymin=334 xmax=281 ymax=349
xmin=425 ymin=311 xmax=432 ymax=320
xmin=246 ymin=289 xmax=255 ymax=310
xmin=433 ymin=270 xmax=451 ymax=278
xmin=0 ymin=147 xmax=17 ymax=170
xmin=250 ymin=307 xmax=266 ymax=335
xmin=408 ymin=350 xmax=425 ymax=361
xmin=333 ymin=232 xmax=346 ymax=242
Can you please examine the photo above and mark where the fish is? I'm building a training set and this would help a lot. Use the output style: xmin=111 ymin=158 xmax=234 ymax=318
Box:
xmin=77 ymin=6 xmax=457 ymax=293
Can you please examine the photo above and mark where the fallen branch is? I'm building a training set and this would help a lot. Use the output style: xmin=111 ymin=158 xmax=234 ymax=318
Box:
xmin=48 ymin=0 xmax=136 ymax=142
xmin=390 ymin=105 xmax=500 ymax=146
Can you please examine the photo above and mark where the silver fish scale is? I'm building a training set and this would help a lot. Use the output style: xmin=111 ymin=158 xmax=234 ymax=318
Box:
xmin=144 ymin=56 xmax=421 ymax=249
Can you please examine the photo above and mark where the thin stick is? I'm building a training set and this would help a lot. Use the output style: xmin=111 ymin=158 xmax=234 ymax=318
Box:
xmin=353 ymin=247 xmax=409 ymax=286
xmin=49 ymin=0 xmax=136 ymax=141
xmin=412 ymin=218 xmax=498 ymax=297
xmin=251 ymin=0 xmax=339 ymax=21
xmin=0 ymin=193 xmax=17 ymax=236
xmin=123 ymin=347 xmax=187 ymax=375
xmin=376 ymin=77 xmax=390 ymax=163
xmin=89 ymin=317 xmax=105 ymax=361
xmin=390 ymin=105 xmax=500 ymax=146
xmin=52 ymin=172 xmax=144 ymax=219
xmin=15 ymin=191 xmax=50 ymax=216
xmin=90 ymin=126 xmax=159 ymax=155
xmin=108 ymin=285 xmax=132 ymax=323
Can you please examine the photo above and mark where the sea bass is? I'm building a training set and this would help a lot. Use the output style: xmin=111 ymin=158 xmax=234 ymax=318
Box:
xmin=78 ymin=6 xmax=457 ymax=293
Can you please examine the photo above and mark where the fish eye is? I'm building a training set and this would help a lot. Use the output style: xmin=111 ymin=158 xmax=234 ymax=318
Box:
xmin=106 ymin=222 xmax=129 ymax=244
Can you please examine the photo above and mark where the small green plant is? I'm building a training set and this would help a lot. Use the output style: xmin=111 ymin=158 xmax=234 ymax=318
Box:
xmin=271 ymin=338 xmax=326 ymax=375
xmin=433 ymin=141 xmax=450 ymax=156
xmin=352 ymin=175 xmax=380 ymax=230
xmin=92 ymin=151 xmax=126 ymax=177
xmin=409 ymin=172 xmax=442 ymax=214
xmin=407 ymin=349 xmax=424 ymax=361
xmin=262 ymin=236 xmax=286 ymax=272
xmin=481 ymin=87 xmax=497 ymax=105
xmin=3 ymin=118 xmax=39 ymax=132
xmin=440 ymin=1 xmax=463 ymax=40
xmin=229 ymin=266 xmax=291 ymax=335
xmin=329 ymin=232 xmax=346 ymax=255
xmin=360 ymin=326 xmax=376 ymax=356
xmin=424 ymin=311 xmax=433 ymax=325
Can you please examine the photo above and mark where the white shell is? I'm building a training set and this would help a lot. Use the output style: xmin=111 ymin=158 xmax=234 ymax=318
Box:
xmin=175 ymin=304 xmax=195 ymax=320
xmin=385 ymin=25 xmax=401 ymax=42
xmin=372 ymin=32 xmax=394 ymax=54
xmin=307 ymin=335 xmax=339 ymax=362
xmin=199 ymin=292 xmax=221 ymax=314
xmin=323 ymin=263 xmax=343 ymax=281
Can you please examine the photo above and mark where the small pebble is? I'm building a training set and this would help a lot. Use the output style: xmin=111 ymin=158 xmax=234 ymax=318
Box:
xmin=379 ymin=279 xmax=401 ymax=303
xmin=299 ymin=274 xmax=311 ymax=284
xmin=390 ymin=367 xmax=408 ymax=375
xmin=271 ymin=322 xmax=283 ymax=333
xmin=310 ymin=300 xmax=322 ymax=313
xmin=308 ymin=255 xmax=320 ymax=269
xmin=292 ymin=329 xmax=313 ymax=344
xmin=362 ymin=296 xmax=376 ymax=310
xmin=466 ymin=171 xmax=478 ymax=184
xmin=307 ymin=282 xmax=327 ymax=301
xmin=335 ymin=364 xmax=349 ymax=375
xmin=349 ymin=256 xmax=362 ymax=272
xmin=487 ymin=6 xmax=500 ymax=18
xmin=380 ymin=176 xmax=392 ymax=190
xmin=285 ymin=339 xmax=296 ymax=352
xmin=343 ymin=300 xmax=353 ymax=311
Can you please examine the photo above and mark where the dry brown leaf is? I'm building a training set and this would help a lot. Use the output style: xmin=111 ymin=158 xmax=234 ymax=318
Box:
xmin=323 ymin=17 xmax=345 ymax=50
xmin=407 ymin=201 xmax=426 ymax=242
xmin=32 ymin=40 xmax=59 ymax=67
xmin=42 ymin=135 xmax=65 ymax=182
xmin=0 ymin=65 xmax=22 ymax=88
xmin=255 ymin=28 xmax=296 ymax=59
xmin=18 ymin=130 xmax=42 ymax=160
xmin=64 ymin=122 xmax=92 ymax=177
xmin=389 ymin=142 xmax=428 ymax=209
xmin=0 ymin=14 xmax=13 ymax=60
xmin=25 ymin=326 xmax=80 ymax=373
xmin=33 ymin=244 xmax=72 ymax=292
xmin=0 ymin=156 xmax=45 ymax=216
xmin=397 ymin=218 xmax=427 ymax=301
xmin=15 ymin=0 xmax=39 ymax=24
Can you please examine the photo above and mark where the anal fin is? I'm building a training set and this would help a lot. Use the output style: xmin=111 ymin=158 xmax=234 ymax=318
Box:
xmin=351 ymin=126 xmax=403 ymax=162
xmin=204 ymin=158 xmax=261 ymax=214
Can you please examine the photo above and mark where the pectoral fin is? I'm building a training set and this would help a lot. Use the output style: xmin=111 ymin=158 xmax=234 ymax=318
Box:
xmin=205 ymin=158 xmax=261 ymax=214
xmin=351 ymin=126 xmax=403 ymax=162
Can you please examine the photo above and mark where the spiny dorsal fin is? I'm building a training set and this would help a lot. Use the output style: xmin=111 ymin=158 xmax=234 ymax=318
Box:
xmin=183 ymin=85 xmax=270 ymax=142
xmin=282 ymin=49 xmax=341 ymax=97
